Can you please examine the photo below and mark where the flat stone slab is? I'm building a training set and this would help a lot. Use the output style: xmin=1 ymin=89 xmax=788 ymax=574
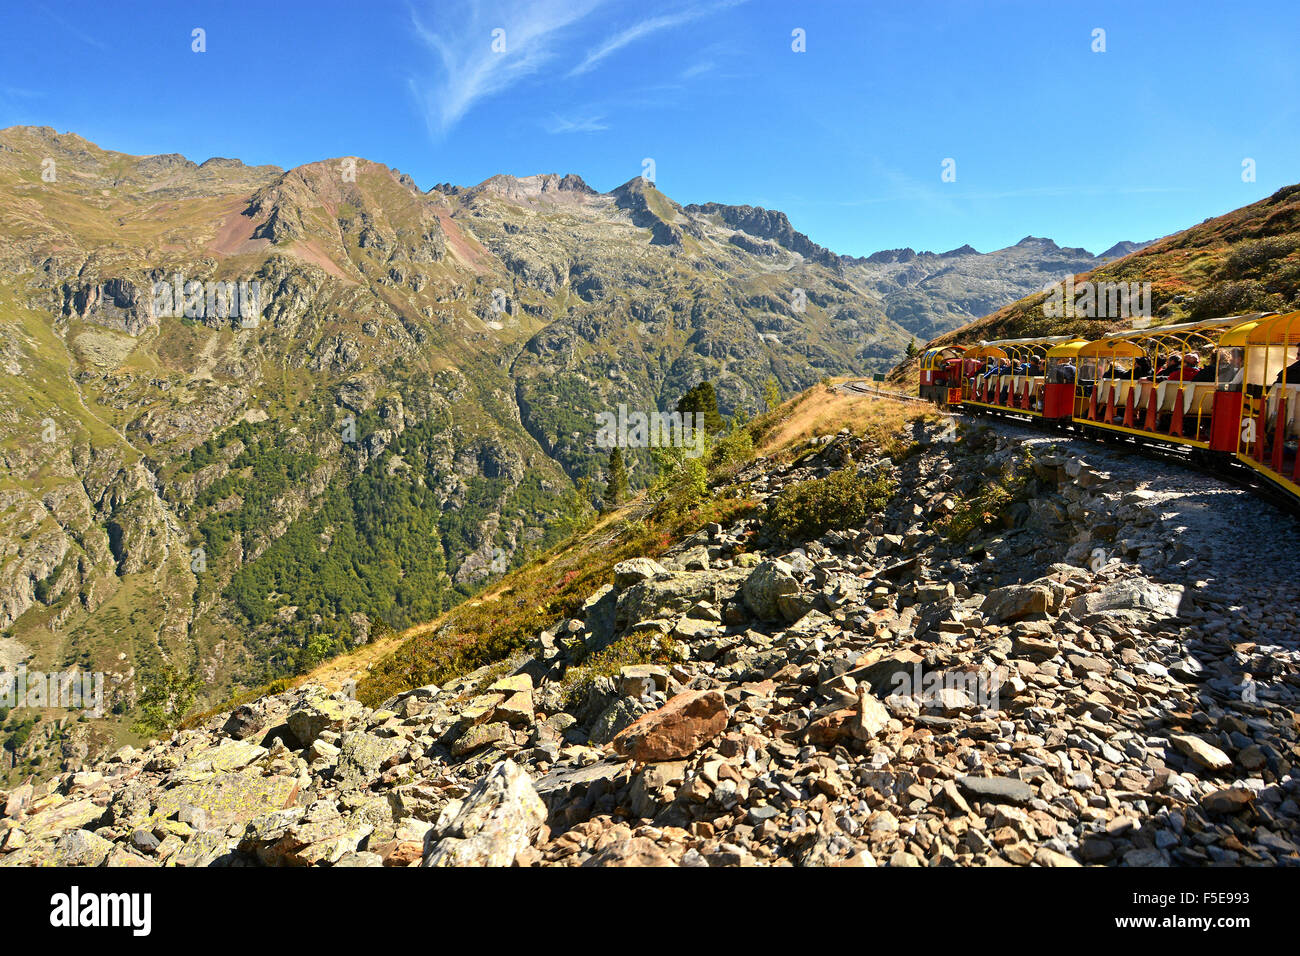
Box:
xmin=957 ymin=775 xmax=1033 ymax=805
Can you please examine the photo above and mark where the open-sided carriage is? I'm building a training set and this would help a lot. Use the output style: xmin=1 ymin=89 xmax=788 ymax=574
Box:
xmin=916 ymin=311 xmax=1300 ymax=511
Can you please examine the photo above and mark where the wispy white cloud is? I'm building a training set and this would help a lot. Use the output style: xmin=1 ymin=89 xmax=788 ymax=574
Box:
xmin=544 ymin=113 xmax=610 ymax=134
xmin=568 ymin=0 xmax=746 ymax=77
xmin=679 ymin=60 xmax=715 ymax=80
xmin=37 ymin=3 xmax=109 ymax=51
xmin=410 ymin=0 xmax=607 ymax=134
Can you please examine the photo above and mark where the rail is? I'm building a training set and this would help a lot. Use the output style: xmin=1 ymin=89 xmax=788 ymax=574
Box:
xmin=840 ymin=380 xmax=933 ymax=404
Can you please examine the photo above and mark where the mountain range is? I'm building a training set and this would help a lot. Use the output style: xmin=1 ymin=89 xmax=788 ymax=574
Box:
xmin=0 ymin=126 xmax=1144 ymax=771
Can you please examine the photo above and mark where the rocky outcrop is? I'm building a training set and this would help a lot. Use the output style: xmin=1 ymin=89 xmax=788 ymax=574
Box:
xmin=687 ymin=202 xmax=839 ymax=267
xmin=61 ymin=277 xmax=157 ymax=335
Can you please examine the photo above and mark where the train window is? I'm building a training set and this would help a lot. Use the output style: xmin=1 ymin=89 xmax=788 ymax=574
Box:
xmin=1047 ymin=358 xmax=1076 ymax=384
xmin=1244 ymin=344 xmax=1270 ymax=390
xmin=1274 ymin=345 xmax=1300 ymax=385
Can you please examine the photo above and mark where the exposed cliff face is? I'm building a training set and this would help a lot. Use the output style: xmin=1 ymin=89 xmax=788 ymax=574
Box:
xmin=687 ymin=201 xmax=840 ymax=266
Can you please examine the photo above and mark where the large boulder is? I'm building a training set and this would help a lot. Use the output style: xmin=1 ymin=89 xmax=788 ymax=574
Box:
xmin=615 ymin=567 xmax=747 ymax=630
xmin=52 ymin=829 xmax=114 ymax=866
xmin=981 ymin=584 xmax=1053 ymax=623
xmin=611 ymin=690 xmax=729 ymax=762
xmin=335 ymin=732 xmax=408 ymax=791
xmin=579 ymin=584 xmax=619 ymax=652
xmin=1068 ymin=578 xmax=1182 ymax=620
xmin=151 ymin=771 xmax=300 ymax=830
xmin=613 ymin=558 xmax=669 ymax=589
xmin=422 ymin=760 xmax=546 ymax=867
xmin=582 ymin=836 xmax=676 ymax=867
xmin=741 ymin=559 xmax=800 ymax=621
xmin=286 ymin=691 xmax=366 ymax=748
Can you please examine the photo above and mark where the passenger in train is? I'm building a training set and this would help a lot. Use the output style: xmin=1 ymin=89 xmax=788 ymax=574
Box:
xmin=1273 ymin=349 xmax=1300 ymax=384
xmin=1220 ymin=352 xmax=1245 ymax=389
xmin=1157 ymin=353 xmax=1198 ymax=381
xmin=1154 ymin=355 xmax=1182 ymax=380
xmin=1191 ymin=355 xmax=1218 ymax=382
xmin=1133 ymin=356 xmax=1153 ymax=379
xmin=1051 ymin=359 xmax=1076 ymax=383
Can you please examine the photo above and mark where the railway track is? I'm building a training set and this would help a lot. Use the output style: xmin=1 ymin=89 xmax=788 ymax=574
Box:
xmin=839 ymin=380 xmax=933 ymax=404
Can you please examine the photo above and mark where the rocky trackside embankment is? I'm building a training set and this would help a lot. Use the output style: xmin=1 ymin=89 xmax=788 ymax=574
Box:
xmin=2 ymin=418 xmax=1297 ymax=866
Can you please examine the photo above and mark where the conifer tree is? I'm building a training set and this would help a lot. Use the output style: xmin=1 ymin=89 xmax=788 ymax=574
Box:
xmin=604 ymin=447 xmax=629 ymax=509
xmin=676 ymin=380 xmax=725 ymax=433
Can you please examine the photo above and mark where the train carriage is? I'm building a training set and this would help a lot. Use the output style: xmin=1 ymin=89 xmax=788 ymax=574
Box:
xmin=1064 ymin=316 xmax=1270 ymax=452
xmin=914 ymin=311 xmax=1300 ymax=513
xmin=959 ymin=335 xmax=1077 ymax=418
xmin=1233 ymin=310 xmax=1300 ymax=499
xmin=918 ymin=345 xmax=967 ymax=404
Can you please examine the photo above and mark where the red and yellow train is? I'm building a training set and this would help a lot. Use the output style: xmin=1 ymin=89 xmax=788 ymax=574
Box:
xmin=916 ymin=311 xmax=1300 ymax=507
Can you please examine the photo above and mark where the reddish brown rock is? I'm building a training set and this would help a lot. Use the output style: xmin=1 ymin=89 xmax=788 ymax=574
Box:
xmin=1202 ymin=787 xmax=1254 ymax=814
xmin=582 ymin=836 xmax=676 ymax=867
xmin=805 ymin=708 xmax=855 ymax=746
xmin=611 ymin=690 xmax=729 ymax=761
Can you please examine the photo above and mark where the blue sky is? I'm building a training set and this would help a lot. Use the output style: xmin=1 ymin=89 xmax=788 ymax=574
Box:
xmin=2 ymin=0 xmax=1298 ymax=257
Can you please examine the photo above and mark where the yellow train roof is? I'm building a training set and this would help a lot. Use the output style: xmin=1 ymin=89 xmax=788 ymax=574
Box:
xmin=1044 ymin=339 xmax=1091 ymax=358
xmin=1238 ymin=310 xmax=1300 ymax=346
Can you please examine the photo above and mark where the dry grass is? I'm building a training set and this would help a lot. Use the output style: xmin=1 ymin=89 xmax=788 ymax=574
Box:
xmin=755 ymin=381 xmax=938 ymax=460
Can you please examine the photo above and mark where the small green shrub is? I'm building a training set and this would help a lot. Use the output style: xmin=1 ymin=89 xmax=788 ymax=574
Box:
xmin=935 ymin=449 xmax=1035 ymax=541
xmin=707 ymin=422 xmax=755 ymax=478
xmin=1221 ymin=236 xmax=1299 ymax=279
xmin=1186 ymin=280 xmax=1266 ymax=319
xmin=649 ymin=444 xmax=709 ymax=519
xmin=560 ymin=633 xmax=680 ymax=707
xmin=766 ymin=468 xmax=895 ymax=542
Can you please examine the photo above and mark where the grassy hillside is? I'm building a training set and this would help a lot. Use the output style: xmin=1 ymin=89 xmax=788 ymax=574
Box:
xmin=332 ymin=383 xmax=938 ymax=707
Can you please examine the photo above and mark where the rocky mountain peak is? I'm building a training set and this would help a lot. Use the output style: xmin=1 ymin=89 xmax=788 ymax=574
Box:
xmin=474 ymin=172 xmax=598 ymax=204
xmin=862 ymin=247 xmax=918 ymax=264
xmin=685 ymin=201 xmax=838 ymax=267
xmin=1013 ymin=235 xmax=1059 ymax=250
xmin=1099 ymin=239 xmax=1150 ymax=259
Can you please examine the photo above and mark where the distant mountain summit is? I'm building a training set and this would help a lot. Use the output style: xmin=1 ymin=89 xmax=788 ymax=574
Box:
xmin=842 ymin=234 xmax=1150 ymax=341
